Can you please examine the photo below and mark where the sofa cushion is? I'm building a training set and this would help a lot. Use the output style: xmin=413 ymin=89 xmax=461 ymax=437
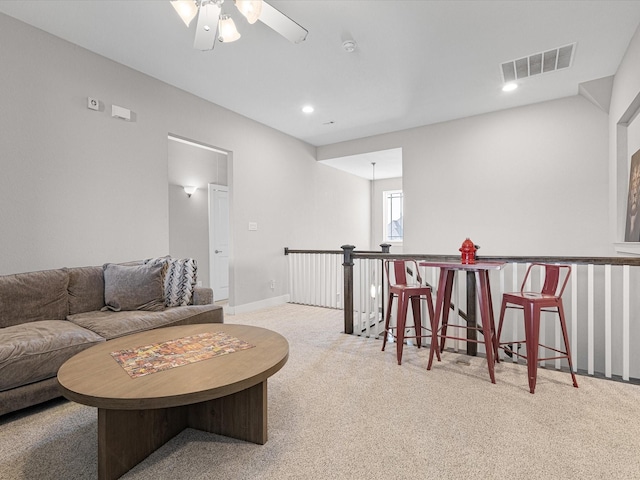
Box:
xmin=146 ymin=257 xmax=198 ymax=307
xmin=0 ymin=320 xmax=104 ymax=392
xmin=103 ymin=263 xmax=166 ymax=312
xmin=0 ymin=269 xmax=69 ymax=328
xmin=68 ymin=265 xmax=105 ymax=315
xmin=68 ymin=304 xmax=223 ymax=340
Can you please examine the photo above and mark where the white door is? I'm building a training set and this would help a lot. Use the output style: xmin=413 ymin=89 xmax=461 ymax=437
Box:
xmin=209 ymin=184 xmax=229 ymax=301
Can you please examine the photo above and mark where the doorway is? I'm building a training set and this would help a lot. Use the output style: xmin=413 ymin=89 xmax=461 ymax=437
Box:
xmin=167 ymin=135 xmax=230 ymax=302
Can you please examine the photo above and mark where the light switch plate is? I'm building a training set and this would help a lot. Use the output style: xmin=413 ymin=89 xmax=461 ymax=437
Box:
xmin=248 ymin=222 xmax=258 ymax=231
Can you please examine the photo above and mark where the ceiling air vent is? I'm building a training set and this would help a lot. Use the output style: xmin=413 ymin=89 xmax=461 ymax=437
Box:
xmin=501 ymin=43 xmax=576 ymax=83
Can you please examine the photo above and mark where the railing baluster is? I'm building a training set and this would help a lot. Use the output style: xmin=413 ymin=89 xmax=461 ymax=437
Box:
xmin=329 ymin=254 xmax=335 ymax=308
xmin=588 ymin=264 xmax=595 ymax=376
xmin=321 ymin=254 xmax=327 ymax=307
xmin=303 ymin=254 xmax=309 ymax=305
xmin=297 ymin=254 xmax=303 ymax=304
xmin=623 ymin=265 xmax=630 ymax=381
xmin=311 ymin=253 xmax=317 ymax=305
xmin=290 ymin=252 xmax=295 ymax=303
xmin=314 ymin=254 xmax=320 ymax=307
xmin=571 ymin=263 xmax=578 ymax=373
xmin=538 ymin=268 xmax=546 ymax=368
xmin=309 ymin=254 xmax=315 ymax=306
xmin=295 ymin=253 xmax=302 ymax=304
xmin=356 ymin=258 xmax=361 ymax=333
xmin=363 ymin=259 xmax=370 ymax=338
xmin=375 ymin=259 xmax=383 ymax=338
xmin=321 ymin=254 xmax=326 ymax=308
xmin=319 ymin=254 xmax=325 ymax=307
xmin=319 ymin=253 xmax=323 ymax=306
xmin=335 ymin=254 xmax=341 ymax=308
xmin=331 ymin=254 xmax=337 ymax=308
xmin=300 ymin=253 xmax=305 ymax=304
xmin=337 ymin=254 xmax=341 ymax=308
xmin=605 ymin=264 xmax=612 ymax=378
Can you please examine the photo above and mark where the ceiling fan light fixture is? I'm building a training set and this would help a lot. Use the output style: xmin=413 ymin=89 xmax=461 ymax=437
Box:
xmin=218 ymin=14 xmax=241 ymax=42
xmin=171 ymin=0 xmax=308 ymax=49
xmin=193 ymin=2 xmax=221 ymax=50
xmin=170 ymin=0 xmax=198 ymax=27
xmin=235 ymin=0 xmax=263 ymax=24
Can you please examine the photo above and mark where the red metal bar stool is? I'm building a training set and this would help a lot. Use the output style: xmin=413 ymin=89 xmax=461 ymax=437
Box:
xmin=496 ymin=263 xmax=578 ymax=393
xmin=381 ymin=260 xmax=435 ymax=365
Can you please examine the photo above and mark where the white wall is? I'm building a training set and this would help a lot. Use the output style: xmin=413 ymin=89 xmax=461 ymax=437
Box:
xmin=0 ymin=13 xmax=369 ymax=308
xmin=168 ymin=184 xmax=211 ymax=287
xmin=319 ymin=95 xmax=610 ymax=257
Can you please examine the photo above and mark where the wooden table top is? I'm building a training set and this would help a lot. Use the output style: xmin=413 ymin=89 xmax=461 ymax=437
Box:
xmin=57 ymin=324 xmax=289 ymax=410
xmin=419 ymin=261 xmax=505 ymax=271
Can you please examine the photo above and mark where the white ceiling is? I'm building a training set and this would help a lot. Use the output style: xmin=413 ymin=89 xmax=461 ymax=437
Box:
xmin=2 ymin=1 xmax=640 ymax=179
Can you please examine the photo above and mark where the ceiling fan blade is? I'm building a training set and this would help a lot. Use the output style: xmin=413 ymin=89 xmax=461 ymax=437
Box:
xmin=259 ymin=1 xmax=308 ymax=44
xmin=193 ymin=2 xmax=221 ymax=51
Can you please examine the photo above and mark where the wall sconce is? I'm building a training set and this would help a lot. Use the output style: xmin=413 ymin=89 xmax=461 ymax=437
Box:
xmin=184 ymin=186 xmax=197 ymax=198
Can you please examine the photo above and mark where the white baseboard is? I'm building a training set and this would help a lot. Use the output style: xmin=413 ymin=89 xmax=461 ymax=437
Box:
xmin=225 ymin=294 xmax=290 ymax=315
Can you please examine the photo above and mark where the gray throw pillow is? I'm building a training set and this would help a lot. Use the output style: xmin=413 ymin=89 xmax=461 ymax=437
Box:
xmin=102 ymin=263 xmax=166 ymax=312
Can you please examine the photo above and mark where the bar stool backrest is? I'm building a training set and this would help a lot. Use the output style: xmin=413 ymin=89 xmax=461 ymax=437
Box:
xmin=384 ymin=260 xmax=422 ymax=287
xmin=521 ymin=263 xmax=571 ymax=297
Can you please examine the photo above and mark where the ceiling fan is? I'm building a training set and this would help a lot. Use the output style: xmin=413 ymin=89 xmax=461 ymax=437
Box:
xmin=170 ymin=0 xmax=308 ymax=51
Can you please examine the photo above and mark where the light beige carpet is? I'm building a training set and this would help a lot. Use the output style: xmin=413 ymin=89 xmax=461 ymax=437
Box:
xmin=2 ymin=303 xmax=640 ymax=479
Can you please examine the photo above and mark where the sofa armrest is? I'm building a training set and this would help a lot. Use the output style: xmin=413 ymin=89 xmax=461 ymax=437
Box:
xmin=192 ymin=286 xmax=214 ymax=305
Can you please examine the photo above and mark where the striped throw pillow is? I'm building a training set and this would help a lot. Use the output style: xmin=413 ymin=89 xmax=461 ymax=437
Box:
xmin=145 ymin=257 xmax=198 ymax=307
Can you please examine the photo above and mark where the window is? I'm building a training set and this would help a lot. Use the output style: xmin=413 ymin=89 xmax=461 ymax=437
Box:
xmin=383 ymin=190 xmax=403 ymax=243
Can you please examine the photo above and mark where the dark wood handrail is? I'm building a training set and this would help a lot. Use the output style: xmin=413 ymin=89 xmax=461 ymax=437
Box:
xmin=285 ymin=247 xmax=640 ymax=266
xmin=284 ymin=247 xmax=382 ymax=256
xmin=352 ymin=253 xmax=640 ymax=266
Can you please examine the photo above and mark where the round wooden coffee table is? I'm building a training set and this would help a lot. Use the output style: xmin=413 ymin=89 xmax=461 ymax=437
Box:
xmin=57 ymin=324 xmax=289 ymax=480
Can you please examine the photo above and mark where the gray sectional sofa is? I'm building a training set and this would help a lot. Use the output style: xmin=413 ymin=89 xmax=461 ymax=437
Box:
xmin=0 ymin=260 xmax=223 ymax=416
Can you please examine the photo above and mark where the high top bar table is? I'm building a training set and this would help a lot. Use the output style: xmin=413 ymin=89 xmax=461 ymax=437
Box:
xmin=420 ymin=261 xmax=504 ymax=383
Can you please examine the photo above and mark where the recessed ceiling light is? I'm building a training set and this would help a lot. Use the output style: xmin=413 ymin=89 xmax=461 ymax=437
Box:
xmin=302 ymin=105 xmax=314 ymax=114
xmin=502 ymin=83 xmax=518 ymax=92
